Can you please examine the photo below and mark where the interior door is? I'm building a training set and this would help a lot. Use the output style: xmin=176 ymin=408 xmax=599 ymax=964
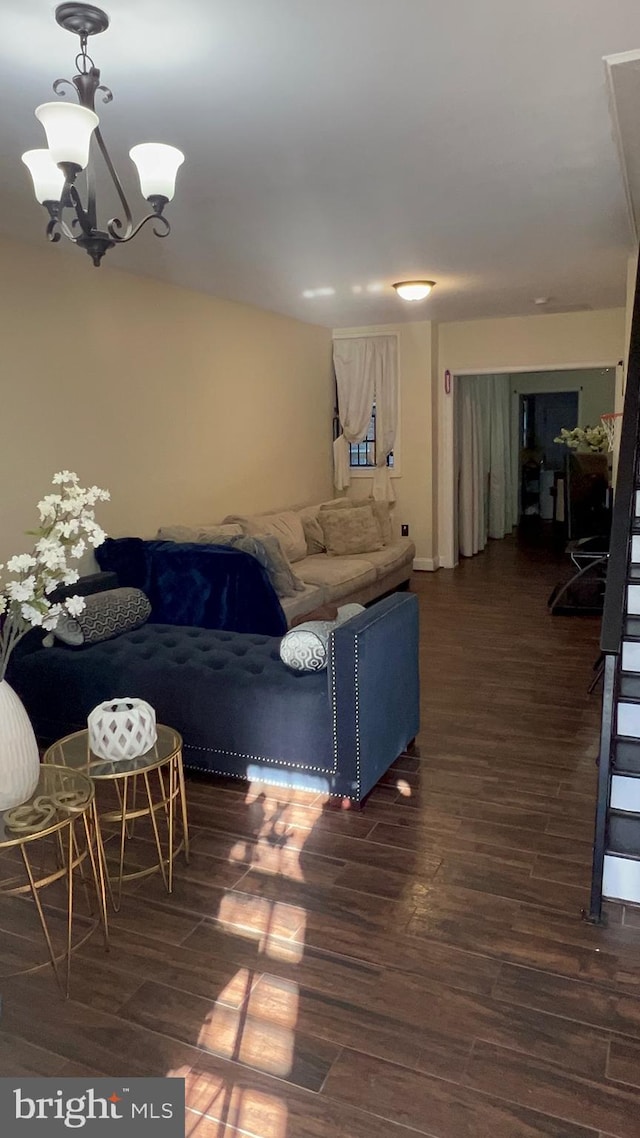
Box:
xmin=533 ymin=390 xmax=580 ymax=471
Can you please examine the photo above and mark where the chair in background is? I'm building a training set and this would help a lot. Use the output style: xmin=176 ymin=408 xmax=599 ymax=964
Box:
xmin=548 ymin=452 xmax=611 ymax=617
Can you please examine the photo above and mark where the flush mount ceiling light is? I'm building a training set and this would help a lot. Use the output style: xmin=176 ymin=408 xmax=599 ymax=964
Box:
xmin=21 ymin=3 xmax=185 ymax=266
xmin=392 ymin=281 xmax=436 ymax=301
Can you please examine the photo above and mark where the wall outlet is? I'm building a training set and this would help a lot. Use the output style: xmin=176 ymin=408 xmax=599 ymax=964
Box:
xmin=401 ymin=524 xmax=409 ymax=537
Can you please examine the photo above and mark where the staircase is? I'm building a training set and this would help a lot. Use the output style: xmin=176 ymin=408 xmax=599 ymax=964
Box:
xmin=589 ymin=258 xmax=640 ymax=919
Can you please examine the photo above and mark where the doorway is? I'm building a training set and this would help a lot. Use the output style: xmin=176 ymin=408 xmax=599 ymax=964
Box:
xmin=454 ymin=366 xmax=616 ymax=563
xmin=519 ymin=390 xmax=579 ymax=522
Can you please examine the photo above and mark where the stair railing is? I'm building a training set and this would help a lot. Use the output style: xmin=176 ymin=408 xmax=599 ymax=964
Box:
xmin=587 ymin=254 xmax=640 ymax=922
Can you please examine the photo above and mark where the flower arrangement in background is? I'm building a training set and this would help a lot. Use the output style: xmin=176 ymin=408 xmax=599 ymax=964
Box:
xmin=553 ymin=425 xmax=609 ymax=453
xmin=0 ymin=472 xmax=110 ymax=681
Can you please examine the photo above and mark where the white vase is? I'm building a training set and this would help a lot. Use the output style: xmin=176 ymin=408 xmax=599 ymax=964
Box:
xmin=0 ymin=679 xmax=41 ymax=811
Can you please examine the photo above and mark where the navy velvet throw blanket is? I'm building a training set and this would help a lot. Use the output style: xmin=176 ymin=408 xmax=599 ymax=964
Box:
xmin=96 ymin=538 xmax=287 ymax=636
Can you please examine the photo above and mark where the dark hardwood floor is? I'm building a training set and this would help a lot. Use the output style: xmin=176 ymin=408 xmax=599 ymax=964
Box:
xmin=2 ymin=535 xmax=640 ymax=1137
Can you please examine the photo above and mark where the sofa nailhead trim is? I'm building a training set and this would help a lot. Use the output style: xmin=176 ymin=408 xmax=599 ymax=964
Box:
xmin=330 ymin=631 xmax=339 ymax=771
xmin=354 ymin=632 xmax=361 ymax=793
xmin=185 ymin=743 xmax=336 ymax=775
xmin=182 ymin=761 xmax=359 ymax=801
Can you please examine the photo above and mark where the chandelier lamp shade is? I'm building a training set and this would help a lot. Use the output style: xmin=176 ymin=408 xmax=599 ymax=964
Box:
xmin=392 ymin=280 xmax=436 ymax=301
xmin=21 ymin=3 xmax=185 ymax=267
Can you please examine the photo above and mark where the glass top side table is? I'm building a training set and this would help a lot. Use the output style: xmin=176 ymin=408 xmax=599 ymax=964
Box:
xmin=43 ymin=725 xmax=190 ymax=911
xmin=0 ymin=763 xmax=109 ymax=997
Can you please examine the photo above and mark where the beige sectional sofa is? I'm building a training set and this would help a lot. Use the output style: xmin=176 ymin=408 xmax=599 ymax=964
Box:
xmin=158 ymin=497 xmax=416 ymax=625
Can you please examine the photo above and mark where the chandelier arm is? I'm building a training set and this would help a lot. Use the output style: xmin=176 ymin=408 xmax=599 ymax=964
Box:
xmin=108 ymin=211 xmax=170 ymax=244
xmin=96 ymin=83 xmax=113 ymax=105
xmin=93 ymin=124 xmax=134 ymax=239
xmin=84 ymin=140 xmax=98 ymax=232
xmin=45 ymin=205 xmax=78 ymax=245
xmin=56 ymin=214 xmax=79 ymax=242
xmin=66 ymin=183 xmax=94 ymax=237
xmin=46 ymin=218 xmax=62 ymax=244
xmin=52 ymin=77 xmax=77 ymax=99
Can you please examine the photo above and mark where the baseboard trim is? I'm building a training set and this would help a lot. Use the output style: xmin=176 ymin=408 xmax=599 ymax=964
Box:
xmin=413 ymin=557 xmax=440 ymax=572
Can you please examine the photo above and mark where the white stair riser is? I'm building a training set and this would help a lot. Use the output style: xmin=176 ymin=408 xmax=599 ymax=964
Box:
xmin=603 ymin=854 xmax=640 ymax=904
xmin=621 ymin=641 xmax=640 ymax=672
xmin=611 ymin=774 xmax=640 ymax=812
xmin=617 ymin=701 xmax=640 ymax=738
xmin=628 ymin=585 xmax=640 ymax=615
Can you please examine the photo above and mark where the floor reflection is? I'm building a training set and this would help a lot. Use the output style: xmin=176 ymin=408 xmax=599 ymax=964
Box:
xmin=166 ymin=780 xmax=327 ymax=1136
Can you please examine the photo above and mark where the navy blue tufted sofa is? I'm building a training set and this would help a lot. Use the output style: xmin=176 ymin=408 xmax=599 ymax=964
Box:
xmin=10 ymin=592 xmax=419 ymax=803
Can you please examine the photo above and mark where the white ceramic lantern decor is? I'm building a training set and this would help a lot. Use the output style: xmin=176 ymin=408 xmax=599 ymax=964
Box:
xmin=88 ymin=698 xmax=157 ymax=762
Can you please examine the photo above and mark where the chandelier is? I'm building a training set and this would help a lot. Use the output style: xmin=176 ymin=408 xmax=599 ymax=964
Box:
xmin=21 ymin=3 xmax=184 ymax=267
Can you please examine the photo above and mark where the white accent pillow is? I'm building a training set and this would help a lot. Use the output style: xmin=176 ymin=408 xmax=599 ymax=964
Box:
xmin=279 ymin=621 xmax=334 ymax=672
xmin=279 ymin=603 xmax=365 ymax=672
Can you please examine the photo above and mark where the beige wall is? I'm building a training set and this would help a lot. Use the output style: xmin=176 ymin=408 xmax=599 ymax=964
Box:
xmin=437 ymin=309 xmax=625 ymax=375
xmin=436 ymin=308 xmax=626 ymax=567
xmin=510 ymin=368 xmax=616 ymax=430
xmin=0 ymin=235 xmax=334 ymax=564
xmin=332 ymin=321 xmax=436 ymax=565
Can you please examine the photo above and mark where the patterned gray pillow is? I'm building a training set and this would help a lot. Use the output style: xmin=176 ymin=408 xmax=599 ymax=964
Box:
xmin=279 ymin=603 xmax=365 ymax=672
xmin=54 ymin=587 xmax=151 ymax=646
xmin=279 ymin=620 xmax=334 ymax=672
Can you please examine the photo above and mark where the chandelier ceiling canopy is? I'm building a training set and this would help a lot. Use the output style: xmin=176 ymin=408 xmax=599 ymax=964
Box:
xmin=22 ymin=3 xmax=185 ymax=267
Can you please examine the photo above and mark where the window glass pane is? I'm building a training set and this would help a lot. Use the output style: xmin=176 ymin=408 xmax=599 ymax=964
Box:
xmin=346 ymin=402 xmax=394 ymax=468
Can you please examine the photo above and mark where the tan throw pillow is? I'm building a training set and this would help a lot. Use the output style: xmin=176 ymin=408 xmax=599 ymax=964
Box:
xmin=299 ymin=509 xmax=326 ymax=555
xmin=224 ymin=511 xmax=307 ymax=563
xmin=156 ymin=524 xmax=199 ymax=542
xmin=157 ymin=523 xmax=243 ymax=543
xmin=197 ymin=523 xmax=244 ymax=541
xmin=256 ymin=535 xmax=306 ymax=596
xmin=320 ymin=497 xmax=392 ymax=545
xmin=319 ymin=505 xmax=384 ymax=557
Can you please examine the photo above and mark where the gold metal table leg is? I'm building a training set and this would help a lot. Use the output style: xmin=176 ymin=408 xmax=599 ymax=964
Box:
xmin=177 ymin=750 xmax=190 ymax=864
xmin=114 ymin=773 xmax=130 ymax=913
xmin=143 ymin=769 xmax=169 ymax=890
xmin=20 ymin=841 xmax=68 ymax=998
xmin=65 ymin=820 xmax=74 ymax=998
xmin=167 ymin=756 xmax=175 ymax=893
xmin=82 ymin=804 xmax=109 ymax=951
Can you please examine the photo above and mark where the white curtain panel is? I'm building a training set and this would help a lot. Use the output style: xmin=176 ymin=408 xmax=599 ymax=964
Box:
xmin=332 ymin=336 xmax=398 ymax=500
xmin=371 ymin=336 xmax=398 ymax=502
xmin=458 ymin=374 xmax=515 ymax=558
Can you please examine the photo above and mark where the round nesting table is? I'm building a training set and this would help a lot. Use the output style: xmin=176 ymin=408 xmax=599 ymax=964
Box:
xmin=43 ymin=726 xmax=190 ymax=911
xmin=0 ymin=764 xmax=109 ymax=997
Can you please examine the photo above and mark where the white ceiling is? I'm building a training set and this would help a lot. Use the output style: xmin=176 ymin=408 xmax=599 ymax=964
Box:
xmin=1 ymin=0 xmax=640 ymax=327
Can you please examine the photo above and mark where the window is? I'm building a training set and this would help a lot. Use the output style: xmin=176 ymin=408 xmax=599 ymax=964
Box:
xmin=332 ymin=404 xmax=394 ymax=468
xmin=349 ymin=406 xmax=394 ymax=468
xmin=331 ymin=334 xmax=399 ymax=479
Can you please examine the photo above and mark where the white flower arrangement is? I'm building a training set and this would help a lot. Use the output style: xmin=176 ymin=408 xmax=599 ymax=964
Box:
xmin=553 ymin=425 xmax=609 ymax=453
xmin=0 ymin=472 xmax=110 ymax=681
